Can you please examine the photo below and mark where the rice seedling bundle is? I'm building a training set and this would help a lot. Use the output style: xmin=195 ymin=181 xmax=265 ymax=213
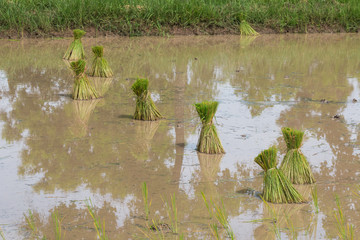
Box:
xmin=195 ymin=101 xmax=225 ymax=154
xmin=90 ymin=46 xmax=113 ymax=78
xmin=131 ymin=78 xmax=163 ymax=121
xmin=71 ymin=59 xmax=99 ymax=100
xmin=255 ymin=146 xmax=305 ymax=203
xmin=239 ymin=20 xmax=259 ymax=36
xmin=280 ymin=127 xmax=315 ymax=184
xmin=63 ymin=29 xmax=86 ymax=61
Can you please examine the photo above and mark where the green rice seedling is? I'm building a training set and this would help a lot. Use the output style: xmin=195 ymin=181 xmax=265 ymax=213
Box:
xmin=334 ymin=196 xmax=354 ymax=240
xmin=261 ymin=197 xmax=281 ymax=239
xmin=52 ymin=211 xmax=64 ymax=240
xmin=201 ymin=191 xmax=213 ymax=219
xmin=162 ymin=194 xmax=178 ymax=233
xmin=142 ymin=182 xmax=151 ymax=221
xmin=311 ymin=186 xmax=319 ymax=213
xmin=0 ymin=226 xmax=5 ymax=240
xmin=255 ymin=146 xmax=305 ymax=203
xmin=63 ymin=29 xmax=86 ymax=61
xmin=209 ymin=223 xmax=220 ymax=240
xmin=86 ymin=199 xmax=109 ymax=240
xmin=90 ymin=46 xmax=113 ymax=78
xmin=71 ymin=59 xmax=99 ymax=100
xmin=353 ymin=185 xmax=360 ymax=199
xmin=284 ymin=213 xmax=297 ymax=240
xmin=138 ymin=218 xmax=166 ymax=240
xmin=280 ymin=127 xmax=315 ymax=184
xmin=201 ymin=192 xmax=234 ymax=240
xmin=24 ymin=210 xmax=37 ymax=236
xmin=239 ymin=20 xmax=259 ymax=36
xmin=213 ymin=201 xmax=234 ymax=240
xmin=132 ymin=78 xmax=163 ymax=121
xmin=195 ymin=101 xmax=225 ymax=154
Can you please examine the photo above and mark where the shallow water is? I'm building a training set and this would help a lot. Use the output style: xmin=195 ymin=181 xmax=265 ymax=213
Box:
xmin=0 ymin=34 xmax=359 ymax=239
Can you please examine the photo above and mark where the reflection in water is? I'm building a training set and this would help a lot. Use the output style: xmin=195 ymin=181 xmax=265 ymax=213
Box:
xmin=69 ymin=99 xmax=102 ymax=138
xmin=0 ymin=35 xmax=359 ymax=239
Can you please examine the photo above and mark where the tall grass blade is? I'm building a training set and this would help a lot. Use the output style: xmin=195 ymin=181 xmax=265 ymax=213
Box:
xmin=86 ymin=199 xmax=109 ymax=240
xmin=311 ymin=186 xmax=319 ymax=213
xmin=334 ymin=196 xmax=354 ymax=240
xmin=142 ymin=182 xmax=151 ymax=221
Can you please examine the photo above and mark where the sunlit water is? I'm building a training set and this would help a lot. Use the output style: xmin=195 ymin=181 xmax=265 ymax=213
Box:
xmin=0 ymin=34 xmax=359 ymax=239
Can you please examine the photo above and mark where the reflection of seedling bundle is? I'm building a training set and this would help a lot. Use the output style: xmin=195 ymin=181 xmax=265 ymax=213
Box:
xmin=89 ymin=77 xmax=113 ymax=97
xmin=131 ymin=78 xmax=163 ymax=121
xmin=255 ymin=146 xmax=304 ymax=203
xmin=71 ymin=60 xmax=99 ymax=100
xmin=90 ymin=46 xmax=113 ymax=78
xmin=130 ymin=121 xmax=160 ymax=161
xmin=239 ymin=20 xmax=258 ymax=36
xmin=198 ymin=153 xmax=222 ymax=182
xmin=69 ymin=99 xmax=101 ymax=137
xmin=195 ymin=101 xmax=225 ymax=154
xmin=280 ymin=127 xmax=315 ymax=184
xmin=63 ymin=29 xmax=86 ymax=61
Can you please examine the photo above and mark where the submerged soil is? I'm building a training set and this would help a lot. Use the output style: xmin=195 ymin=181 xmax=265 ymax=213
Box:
xmin=0 ymin=34 xmax=359 ymax=239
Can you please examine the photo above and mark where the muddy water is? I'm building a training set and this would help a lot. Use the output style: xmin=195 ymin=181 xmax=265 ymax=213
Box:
xmin=0 ymin=34 xmax=359 ymax=239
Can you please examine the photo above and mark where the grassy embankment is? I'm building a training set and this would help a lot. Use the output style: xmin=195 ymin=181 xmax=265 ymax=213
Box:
xmin=0 ymin=0 xmax=359 ymax=37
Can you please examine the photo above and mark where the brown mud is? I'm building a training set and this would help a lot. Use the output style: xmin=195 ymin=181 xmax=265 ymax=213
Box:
xmin=0 ymin=24 xmax=351 ymax=39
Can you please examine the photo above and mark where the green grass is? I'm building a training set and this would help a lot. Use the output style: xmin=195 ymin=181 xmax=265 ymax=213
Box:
xmin=0 ymin=0 xmax=359 ymax=37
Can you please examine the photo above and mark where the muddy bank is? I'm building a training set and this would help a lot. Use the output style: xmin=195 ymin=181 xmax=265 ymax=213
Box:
xmin=0 ymin=25 xmax=353 ymax=39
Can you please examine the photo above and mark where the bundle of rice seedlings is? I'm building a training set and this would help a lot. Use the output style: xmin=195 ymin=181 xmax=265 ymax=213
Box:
xmin=280 ymin=127 xmax=315 ymax=184
xmin=195 ymin=101 xmax=225 ymax=154
xmin=63 ymin=29 xmax=86 ymax=61
xmin=71 ymin=60 xmax=99 ymax=100
xmin=90 ymin=46 xmax=113 ymax=78
xmin=131 ymin=78 xmax=163 ymax=121
xmin=239 ymin=20 xmax=259 ymax=36
xmin=255 ymin=146 xmax=305 ymax=203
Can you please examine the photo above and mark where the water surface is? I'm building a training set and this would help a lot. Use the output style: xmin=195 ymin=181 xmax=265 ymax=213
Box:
xmin=0 ymin=34 xmax=359 ymax=239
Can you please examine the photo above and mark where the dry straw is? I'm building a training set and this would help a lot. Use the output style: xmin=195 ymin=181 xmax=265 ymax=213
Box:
xmin=90 ymin=46 xmax=113 ymax=78
xmin=195 ymin=101 xmax=225 ymax=154
xmin=131 ymin=78 xmax=163 ymax=121
xmin=63 ymin=29 xmax=86 ymax=61
xmin=71 ymin=60 xmax=99 ymax=100
xmin=280 ymin=127 xmax=315 ymax=184
xmin=255 ymin=146 xmax=305 ymax=203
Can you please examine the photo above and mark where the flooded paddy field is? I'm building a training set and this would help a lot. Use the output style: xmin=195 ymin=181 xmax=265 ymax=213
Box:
xmin=0 ymin=34 xmax=359 ymax=239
